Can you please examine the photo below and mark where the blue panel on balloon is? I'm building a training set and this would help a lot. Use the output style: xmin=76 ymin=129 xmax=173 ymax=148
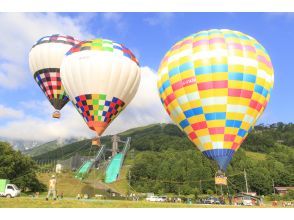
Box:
xmin=203 ymin=149 xmax=235 ymax=171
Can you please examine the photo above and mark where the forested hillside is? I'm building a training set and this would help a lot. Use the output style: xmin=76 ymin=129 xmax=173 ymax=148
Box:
xmin=32 ymin=122 xmax=294 ymax=196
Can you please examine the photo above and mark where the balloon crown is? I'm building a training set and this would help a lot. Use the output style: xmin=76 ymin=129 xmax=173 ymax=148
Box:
xmin=65 ymin=38 xmax=140 ymax=66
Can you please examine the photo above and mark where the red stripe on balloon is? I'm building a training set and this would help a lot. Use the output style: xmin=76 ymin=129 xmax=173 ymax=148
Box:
xmin=180 ymin=39 xmax=193 ymax=47
xmin=191 ymin=121 xmax=207 ymax=130
xmin=232 ymin=142 xmax=239 ymax=150
xmin=172 ymin=77 xmax=196 ymax=91
xmin=209 ymin=127 xmax=225 ymax=134
xmin=228 ymin=89 xmax=253 ymax=98
xmin=193 ymin=39 xmax=209 ymax=47
xmin=209 ymin=37 xmax=225 ymax=44
xmin=188 ymin=132 xmax=197 ymax=140
xmin=249 ymin=100 xmax=263 ymax=111
xmin=258 ymin=55 xmax=273 ymax=68
xmin=164 ymin=93 xmax=176 ymax=106
xmin=198 ymin=80 xmax=228 ymax=91
xmin=224 ymin=134 xmax=236 ymax=142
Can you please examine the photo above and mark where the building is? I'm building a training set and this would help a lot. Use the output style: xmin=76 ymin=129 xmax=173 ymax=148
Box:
xmin=274 ymin=187 xmax=294 ymax=196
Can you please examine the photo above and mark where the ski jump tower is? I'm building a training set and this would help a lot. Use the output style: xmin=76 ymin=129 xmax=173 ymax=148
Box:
xmin=105 ymin=135 xmax=131 ymax=183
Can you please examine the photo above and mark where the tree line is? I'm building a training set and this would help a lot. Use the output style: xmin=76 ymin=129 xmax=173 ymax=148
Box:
xmin=128 ymin=123 xmax=294 ymax=196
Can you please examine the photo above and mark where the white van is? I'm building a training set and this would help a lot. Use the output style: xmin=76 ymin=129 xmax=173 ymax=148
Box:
xmin=146 ymin=195 xmax=167 ymax=202
xmin=0 ymin=179 xmax=21 ymax=198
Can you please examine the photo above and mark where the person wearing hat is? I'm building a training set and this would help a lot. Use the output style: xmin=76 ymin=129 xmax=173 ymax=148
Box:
xmin=46 ymin=174 xmax=57 ymax=201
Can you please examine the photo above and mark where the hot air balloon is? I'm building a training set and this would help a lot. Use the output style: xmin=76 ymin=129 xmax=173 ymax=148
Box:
xmin=29 ymin=34 xmax=80 ymax=119
xmin=157 ymin=29 xmax=274 ymax=175
xmin=60 ymin=39 xmax=141 ymax=142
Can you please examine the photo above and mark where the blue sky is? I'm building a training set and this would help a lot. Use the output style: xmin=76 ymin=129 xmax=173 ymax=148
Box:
xmin=0 ymin=13 xmax=293 ymax=141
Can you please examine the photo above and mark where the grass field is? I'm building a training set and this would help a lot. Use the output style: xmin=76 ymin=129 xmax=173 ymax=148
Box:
xmin=0 ymin=197 xmax=279 ymax=208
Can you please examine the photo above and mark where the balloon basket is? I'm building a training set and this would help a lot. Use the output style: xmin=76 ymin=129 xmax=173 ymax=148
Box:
xmin=92 ymin=137 xmax=101 ymax=147
xmin=52 ymin=111 xmax=61 ymax=119
xmin=215 ymin=171 xmax=228 ymax=186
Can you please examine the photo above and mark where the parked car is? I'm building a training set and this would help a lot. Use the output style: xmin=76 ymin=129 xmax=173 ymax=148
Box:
xmin=146 ymin=195 xmax=160 ymax=202
xmin=242 ymin=196 xmax=253 ymax=206
xmin=202 ymin=196 xmax=221 ymax=204
xmin=158 ymin=196 xmax=168 ymax=202
xmin=146 ymin=195 xmax=168 ymax=202
xmin=0 ymin=179 xmax=21 ymax=198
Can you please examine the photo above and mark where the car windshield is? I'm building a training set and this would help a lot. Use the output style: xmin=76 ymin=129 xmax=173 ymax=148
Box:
xmin=12 ymin=185 xmax=19 ymax=190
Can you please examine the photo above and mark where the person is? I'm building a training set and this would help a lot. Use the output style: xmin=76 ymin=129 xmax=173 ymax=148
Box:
xmin=228 ymin=194 xmax=232 ymax=205
xmin=46 ymin=175 xmax=57 ymax=201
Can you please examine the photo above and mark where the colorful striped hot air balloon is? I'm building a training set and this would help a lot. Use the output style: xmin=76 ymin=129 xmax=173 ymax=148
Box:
xmin=157 ymin=29 xmax=274 ymax=171
xmin=60 ymin=39 xmax=140 ymax=137
xmin=29 ymin=34 xmax=80 ymax=118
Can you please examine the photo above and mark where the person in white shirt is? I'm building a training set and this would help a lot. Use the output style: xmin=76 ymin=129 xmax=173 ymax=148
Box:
xmin=46 ymin=175 xmax=57 ymax=201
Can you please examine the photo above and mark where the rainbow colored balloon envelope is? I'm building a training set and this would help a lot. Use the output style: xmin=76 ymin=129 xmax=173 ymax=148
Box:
xmin=157 ymin=29 xmax=274 ymax=171
xmin=61 ymin=39 xmax=141 ymax=136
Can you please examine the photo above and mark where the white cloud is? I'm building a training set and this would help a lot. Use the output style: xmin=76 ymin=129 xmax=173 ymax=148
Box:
xmin=0 ymin=13 xmax=94 ymax=89
xmin=0 ymin=104 xmax=24 ymax=119
xmin=0 ymin=67 xmax=171 ymax=142
xmin=104 ymin=66 xmax=171 ymax=135
xmin=0 ymin=102 xmax=92 ymax=142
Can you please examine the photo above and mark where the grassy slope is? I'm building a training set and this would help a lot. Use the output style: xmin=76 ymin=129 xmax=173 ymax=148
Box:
xmin=37 ymin=172 xmax=92 ymax=197
xmin=245 ymin=151 xmax=266 ymax=160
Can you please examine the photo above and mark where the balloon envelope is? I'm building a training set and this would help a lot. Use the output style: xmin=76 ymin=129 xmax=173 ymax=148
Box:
xmin=60 ymin=39 xmax=141 ymax=136
xmin=157 ymin=29 xmax=274 ymax=171
xmin=29 ymin=34 xmax=80 ymax=111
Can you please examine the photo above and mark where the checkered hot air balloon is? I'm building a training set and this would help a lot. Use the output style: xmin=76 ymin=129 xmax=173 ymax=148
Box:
xmin=29 ymin=34 xmax=81 ymax=118
xmin=60 ymin=39 xmax=141 ymax=137
xmin=157 ymin=29 xmax=274 ymax=171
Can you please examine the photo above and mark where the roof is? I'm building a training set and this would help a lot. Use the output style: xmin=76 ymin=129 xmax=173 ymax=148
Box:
xmin=234 ymin=193 xmax=260 ymax=200
xmin=274 ymin=187 xmax=294 ymax=191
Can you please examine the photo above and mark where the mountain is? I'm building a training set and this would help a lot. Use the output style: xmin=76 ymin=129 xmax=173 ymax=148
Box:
xmin=23 ymin=137 xmax=87 ymax=157
xmin=30 ymin=122 xmax=294 ymax=163
xmin=0 ymin=138 xmax=43 ymax=151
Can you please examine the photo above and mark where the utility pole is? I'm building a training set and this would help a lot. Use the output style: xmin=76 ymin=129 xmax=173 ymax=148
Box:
xmin=128 ymin=170 xmax=131 ymax=200
xmin=244 ymin=169 xmax=249 ymax=194
xmin=272 ymin=179 xmax=275 ymax=194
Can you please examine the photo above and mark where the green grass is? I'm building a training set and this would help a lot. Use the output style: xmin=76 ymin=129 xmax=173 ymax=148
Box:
xmin=0 ymin=197 xmax=278 ymax=208
xmin=37 ymin=172 xmax=96 ymax=197
xmin=245 ymin=151 xmax=266 ymax=160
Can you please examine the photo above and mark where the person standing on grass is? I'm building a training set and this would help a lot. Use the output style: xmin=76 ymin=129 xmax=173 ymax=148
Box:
xmin=46 ymin=174 xmax=57 ymax=201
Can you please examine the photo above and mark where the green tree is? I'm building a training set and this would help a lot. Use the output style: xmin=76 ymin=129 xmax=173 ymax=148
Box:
xmin=0 ymin=142 xmax=46 ymax=192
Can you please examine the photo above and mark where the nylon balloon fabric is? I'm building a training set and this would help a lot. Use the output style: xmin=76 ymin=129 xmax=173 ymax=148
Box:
xmin=61 ymin=39 xmax=141 ymax=136
xmin=29 ymin=34 xmax=81 ymax=111
xmin=157 ymin=29 xmax=274 ymax=171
